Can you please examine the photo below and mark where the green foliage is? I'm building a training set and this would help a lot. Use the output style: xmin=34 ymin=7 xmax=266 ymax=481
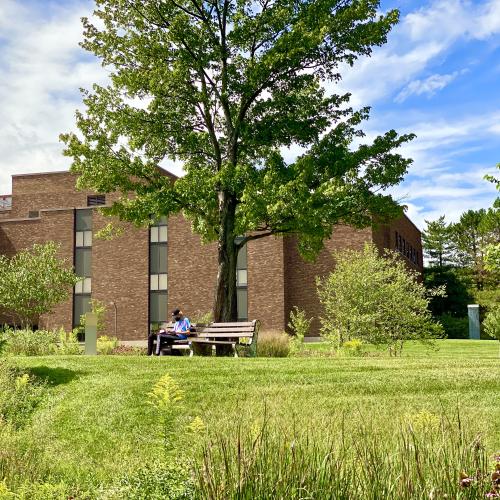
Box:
xmin=195 ymin=411 xmax=492 ymax=499
xmin=437 ymin=314 xmax=469 ymax=340
xmin=113 ymin=462 xmax=194 ymax=500
xmin=287 ymin=306 xmax=311 ymax=354
xmin=190 ymin=310 xmax=213 ymax=326
xmin=339 ymin=338 xmax=366 ymax=356
xmin=80 ymin=298 xmax=107 ymax=335
xmin=0 ymin=242 xmax=78 ymax=328
xmin=0 ymin=361 xmax=45 ymax=429
xmin=484 ymin=242 xmax=500 ymax=272
xmin=61 ymin=0 xmax=415 ymax=320
xmin=422 ymin=215 xmax=454 ymax=268
xmin=424 ymin=267 xmax=473 ymax=317
xmin=256 ymin=331 xmax=291 ymax=357
xmin=484 ymin=306 xmax=500 ymax=342
xmin=97 ymin=335 xmax=119 ymax=355
xmin=317 ymin=244 xmax=444 ymax=354
xmin=0 ymin=328 xmax=82 ymax=356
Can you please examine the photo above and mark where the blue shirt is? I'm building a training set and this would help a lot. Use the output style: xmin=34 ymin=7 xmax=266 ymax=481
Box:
xmin=173 ymin=317 xmax=190 ymax=339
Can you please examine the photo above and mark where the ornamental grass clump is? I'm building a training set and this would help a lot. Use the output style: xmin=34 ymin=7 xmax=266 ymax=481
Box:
xmin=194 ymin=410 xmax=492 ymax=499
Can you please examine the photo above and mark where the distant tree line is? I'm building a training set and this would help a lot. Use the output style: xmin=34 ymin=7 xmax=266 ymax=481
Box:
xmin=422 ymin=166 xmax=499 ymax=338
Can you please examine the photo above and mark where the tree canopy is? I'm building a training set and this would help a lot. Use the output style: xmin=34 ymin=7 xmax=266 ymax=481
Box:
xmin=0 ymin=243 xmax=78 ymax=328
xmin=61 ymin=0 xmax=415 ymax=320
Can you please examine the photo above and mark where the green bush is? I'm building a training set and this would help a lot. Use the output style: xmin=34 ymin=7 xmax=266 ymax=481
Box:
xmin=112 ymin=462 xmax=194 ymax=500
xmin=256 ymin=331 xmax=290 ymax=357
xmin=338 ymin=338 xmax=366 ymax=357
xmin=438 ymin=314 xmax=469 ymax=339
xmin=288 ymin=306 xmax=312 ymax=355
xmin=0 ymin=361 xmax=45 ymax=429
xmin=484 ymin=306 xmax=500 ymax=342
xmin=97 ymin=335 xmax=119 ymax=355
xmin=0 ymin=328 xmax=82 ymax=356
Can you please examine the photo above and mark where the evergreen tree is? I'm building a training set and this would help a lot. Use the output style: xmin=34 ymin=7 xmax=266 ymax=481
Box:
xmin=422 ymin=216 xmax=453 ymax=268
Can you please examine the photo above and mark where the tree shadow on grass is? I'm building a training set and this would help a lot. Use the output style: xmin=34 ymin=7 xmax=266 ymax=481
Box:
xmin=27 ymin=366 xmax=85 ymax=386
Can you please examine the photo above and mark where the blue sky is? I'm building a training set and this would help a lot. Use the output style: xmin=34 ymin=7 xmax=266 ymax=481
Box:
xmin=0 ymin=0 xmax=498 ymax=229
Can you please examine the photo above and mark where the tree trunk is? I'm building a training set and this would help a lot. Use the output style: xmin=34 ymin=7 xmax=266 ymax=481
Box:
xmin=213 ymin=192 xmax=238 ymax=322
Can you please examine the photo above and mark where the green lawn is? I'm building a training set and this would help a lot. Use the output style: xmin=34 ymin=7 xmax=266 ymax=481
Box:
xmin=4 ymin=339 xmax=500 ymax=495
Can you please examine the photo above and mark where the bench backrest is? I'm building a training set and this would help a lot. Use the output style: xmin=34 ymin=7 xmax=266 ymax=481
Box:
xmin=196 ymin=320 xmax=259 ymax=340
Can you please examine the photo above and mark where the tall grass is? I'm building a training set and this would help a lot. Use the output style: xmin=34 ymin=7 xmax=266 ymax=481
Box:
xmin=256 ymin=330 xmax=291 ymax=357
xmin=195 ymin=410 xmax=493 ymax=499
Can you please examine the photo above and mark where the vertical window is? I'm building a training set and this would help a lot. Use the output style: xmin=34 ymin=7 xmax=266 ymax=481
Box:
xmin=74 ymin=209 xmax=93 ymax=330
xmin=149 ymin=217 xmax=168 ymax=330
xmin=235 ymin=238 xmax=248 ymax=321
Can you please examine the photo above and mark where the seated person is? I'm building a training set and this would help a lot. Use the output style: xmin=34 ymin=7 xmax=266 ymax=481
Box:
xmin=147 ymin=308 xmax=191 ymax=356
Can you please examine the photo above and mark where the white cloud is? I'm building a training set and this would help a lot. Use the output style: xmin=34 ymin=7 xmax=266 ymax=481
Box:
xmin=395 ymin=71 xmax=464 ymax=103
xmin=333 ymin=0 xmax=500 ymax=107
xmin=0 ymin=0 xmax=110 ymax=194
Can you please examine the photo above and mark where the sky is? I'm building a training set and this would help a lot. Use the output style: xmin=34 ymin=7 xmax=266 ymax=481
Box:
xmin=0 ymin=0 xmax=498 ymax=230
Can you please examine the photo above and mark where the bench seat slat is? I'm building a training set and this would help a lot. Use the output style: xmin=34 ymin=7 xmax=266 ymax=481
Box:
xmin=191 ymin=339 xmax=237 ymax=345
xmin=196 ymin=332 xmax=253 ymax=338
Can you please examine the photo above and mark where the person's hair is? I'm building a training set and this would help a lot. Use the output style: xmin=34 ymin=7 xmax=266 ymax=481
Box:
xmin=172 ymin=308 xmax=181 ymax=316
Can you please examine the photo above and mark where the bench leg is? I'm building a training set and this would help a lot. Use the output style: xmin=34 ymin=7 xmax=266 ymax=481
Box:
xmin=189 ymin=346 xmax=194 ymax=357
xmin=233 ymin=343 xmax=238 ymax=358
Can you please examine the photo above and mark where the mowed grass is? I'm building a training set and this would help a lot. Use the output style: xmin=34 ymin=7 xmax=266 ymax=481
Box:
xmin=9 ymin=339 xmax=500 ymax=490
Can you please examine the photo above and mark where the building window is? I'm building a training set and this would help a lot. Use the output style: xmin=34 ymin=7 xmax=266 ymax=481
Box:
xmin=236 ymin=238 xmax=248 ymax=321
xmin=87 ymin=195 xmax=106 ymax=206
xmin=149 ymin=217 xmax=168 ymax=330
xmin=74 ymin=209 xmax=93 ymax=330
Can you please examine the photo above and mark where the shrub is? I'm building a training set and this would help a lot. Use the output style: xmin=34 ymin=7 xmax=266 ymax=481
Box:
xmin=97 ymin=335 xmax=119 ymax=355
xmin=338 ymin=338 xmax=366 ymax=357
xmin=79 ymin=298 xmax=107 ymax=335
xmin=317 ymin=244 xmax=444 ymax=355
xmin=1 ymin=328 xmax=82 ymax=356
xmin=256 ymin=331 xmax=290 ymax=357
xmin=0 ymin=242 xmax=78 ymax=328
xmin=0 ymin=361 xmax=45 ymax=429
xmin=114 ymin=462 xmax=194 ymax=500
xmin=438 ymin=314 xmax=469 ymax=339
xmin=484 ymin=306 xmax=500 ymax=343
xmin=288 ymin=306 xmax=312 ymax=355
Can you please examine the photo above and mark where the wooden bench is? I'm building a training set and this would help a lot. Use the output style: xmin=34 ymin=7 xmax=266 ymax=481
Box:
xmin=191 ymin=320 xmax=260 ymax=357
xmin=156 ymin=320 xmax=260 ymax=357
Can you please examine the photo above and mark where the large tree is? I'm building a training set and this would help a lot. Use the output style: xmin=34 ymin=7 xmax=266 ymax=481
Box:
xmin=61 ymin=0 xmax=414 ymax=321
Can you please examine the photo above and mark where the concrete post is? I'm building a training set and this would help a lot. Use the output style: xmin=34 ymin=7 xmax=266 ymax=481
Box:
xmin=85 ymin=312 xmax=98 ymax=355
xmin=467 ymin=304 xmax=480 ymax=340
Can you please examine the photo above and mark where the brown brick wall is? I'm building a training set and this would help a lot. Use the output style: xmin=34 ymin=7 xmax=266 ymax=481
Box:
xmin=284 ymin=226 xmax=373 ymax=336
xmin=167 ymin=214 xmax=218 ymax=322
xmin=92 ymin=212 xmax=149 ymax=341
xmin=247 ymin=236 xmax=286 ymax=331
xmin=372 ymin=214 xmax=423 ymax=275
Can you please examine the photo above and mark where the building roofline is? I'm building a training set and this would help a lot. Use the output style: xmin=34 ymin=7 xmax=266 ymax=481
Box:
xmin=11 ymin=166 xmax=178 ymax=180
xmin=401 ymin=211 xmax=422 ymax=235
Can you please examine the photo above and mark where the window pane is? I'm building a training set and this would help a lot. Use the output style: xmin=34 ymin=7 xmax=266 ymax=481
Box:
xmin=158 ymin=273 xmax=168 ymax=290
xmin=75 ymin=248 xmax=92 ymax=277
xmin=150 ymin=291 xmax=167 ymax=323
xmin=84 ymin=231 xmax=93 ymax=247
xmin=150 ymin=274 xmax=159 ymax=291
xmin=159 ymin=225 xmax=168 ymax=242
xmin=237 ymin=269 xmax=248 ymax=286
xmin=236 ymin=244 xmax=247 ymax=270
xmin=74 ymin=295 xmax=91 ymax=327
xmin=83 ymin=278 xmax=92 ymax=294
xmin=76 ymin=232 xmax=84 ymax=247
xmin=76 ymin=209 xmax=92 ymax=231
xmin=150 ymin=226 xmax=159 ymax=243
xmin=237 ymin=288 xmax=248 ymax=321
xmin=150 ymin=244 xmax=167 ymax=274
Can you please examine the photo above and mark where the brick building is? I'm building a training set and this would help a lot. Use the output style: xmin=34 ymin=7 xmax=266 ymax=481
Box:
xmin=0 ymin=170 xmax=423 ymax=338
